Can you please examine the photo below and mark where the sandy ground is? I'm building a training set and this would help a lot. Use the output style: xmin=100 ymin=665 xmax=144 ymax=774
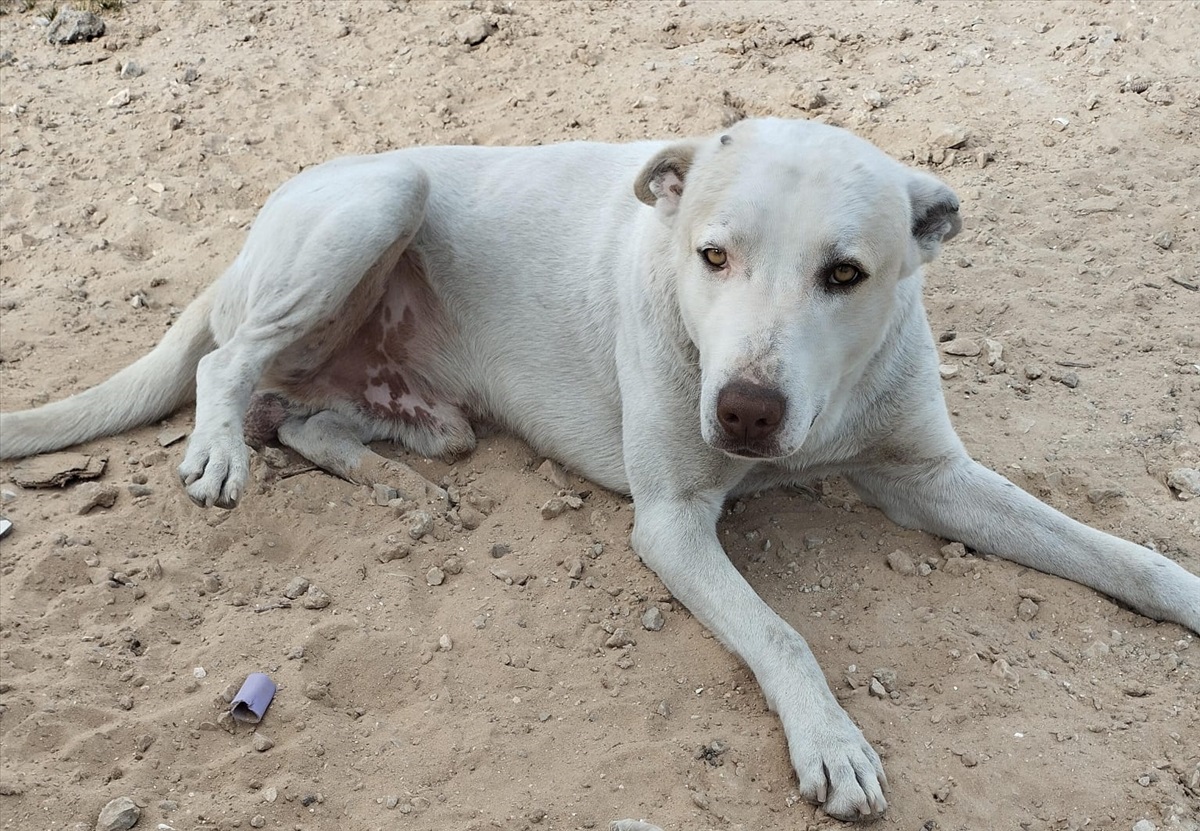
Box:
xmin=1 ymin=1 xmax=1199 ymax=830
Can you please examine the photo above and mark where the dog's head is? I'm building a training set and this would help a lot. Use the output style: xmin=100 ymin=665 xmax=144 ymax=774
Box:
xmin=634 ymin=118 xmax=960 ymax=461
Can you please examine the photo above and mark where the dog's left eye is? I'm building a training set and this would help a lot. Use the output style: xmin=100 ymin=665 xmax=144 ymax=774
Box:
xmin=827 ymin=263 xmax=866 ymax=287
xmin=700 ymin=247 xmax=728 ymax=268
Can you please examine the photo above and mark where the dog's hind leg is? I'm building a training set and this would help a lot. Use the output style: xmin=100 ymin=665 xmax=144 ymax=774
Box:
xmin=178 ymin=156 xmax=430 ymax=508
xmin=275 ymin=409 xmax=442 ymax=501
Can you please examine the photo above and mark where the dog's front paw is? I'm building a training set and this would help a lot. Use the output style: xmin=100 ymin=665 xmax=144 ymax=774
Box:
xmin=178 ymin=432 xmax=250 ymax=509
xmin=786 ymin=706 xmax=887 ymax=821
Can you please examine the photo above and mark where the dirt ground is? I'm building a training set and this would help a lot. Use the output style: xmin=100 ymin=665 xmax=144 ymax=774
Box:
xmin=1 ymin=1 xmax=1198 ymax=830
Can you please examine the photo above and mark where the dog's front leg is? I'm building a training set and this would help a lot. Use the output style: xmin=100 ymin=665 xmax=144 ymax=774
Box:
xmin=848 ymin=453 xmax=1200 ymax=635
xmin=630 ymin=491 xmax=888 ymax=819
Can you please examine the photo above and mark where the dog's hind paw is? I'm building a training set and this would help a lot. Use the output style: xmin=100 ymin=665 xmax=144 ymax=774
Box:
xmin=178 ymin=433 xmax=251 ymax=509
xmin=787 ymin=708 xmax=888 ymax=821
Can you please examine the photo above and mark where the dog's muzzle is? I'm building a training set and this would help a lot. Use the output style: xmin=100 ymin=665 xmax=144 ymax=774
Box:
xmin=713 ymin=381 xmax=788 ymax=458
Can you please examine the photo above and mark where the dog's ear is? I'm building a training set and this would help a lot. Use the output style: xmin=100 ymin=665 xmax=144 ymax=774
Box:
xmin=634 ymin=141 xmax=698 ymax=215
xmin=908 ymin=173 xmax=962 ymax=263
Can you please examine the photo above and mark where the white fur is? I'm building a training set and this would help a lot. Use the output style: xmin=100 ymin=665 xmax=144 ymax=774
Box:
xmin=3 ymin=118 xmax=1197 ymax=821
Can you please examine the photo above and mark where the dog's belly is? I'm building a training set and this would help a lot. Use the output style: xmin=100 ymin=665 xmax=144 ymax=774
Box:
xmin=270 ymin=251 xmax=469 ymax=436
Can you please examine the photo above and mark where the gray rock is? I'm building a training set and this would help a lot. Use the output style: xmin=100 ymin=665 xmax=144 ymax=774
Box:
xmin=373 ymin=483 xmax=398 ymax=506
xmin=872 ymin=667 xmax=897 ymax=693
xmin=457 ymin=503 xmax=484 ymax=530
xmin=301 ymin=586 xmax=331 ymax=609
xmin=283 ymin=577 xmax=310 ymax=599
xmin=641 ymin=606 xmax=665 ymax=631
xmin=1166 ymin=468 xmax=1200 ymax=500
xmin=1017 ymin=597 xmax=1039 ymax=621
xmin=931 ymin=123 xmax=969 ymax=149
xmin=252 ymin=733 xmax=274 ymax=752
xmin=942 ymin=338 xmax=981 ymax=357
xmin=1132 ymin=820 xmax=1158 ymax=831
xmin=407 ymin=510 xmax=434 ymax=540
xmin=76 ymin=483 xmax=119 ymax=515
xmin=455 ymin=15 xmax=492 ymax=46
xmin=1151 ymin=231 xmax=1174 ymax=250
xmin=47 ymin=6 xmax=106 ymax=45
xmin=564 ymin=557 xmax=584 ymax=579
xmin=119 ymin=60 xmax=145 ymax=79
xmin=605 ymin=628 xmax=636 ymax=648
xmin=1024 ymin=363 xmax=1045 ymax=380
xmin=1059 ymin=372 xmax=1080 ymax=389
xmin=426 ymin=566 xmax=445 ymax=586
xmin=886 ymin=549 xmax=916 ymax=576
xmin=96 ymin=796 xmax=140 ymax=831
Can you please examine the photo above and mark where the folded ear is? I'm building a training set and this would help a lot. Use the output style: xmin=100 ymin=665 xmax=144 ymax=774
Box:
xmin=634 ymin=141 xmax=699 ymax=216
xmin=908 ymin=172 xmax=962 ymax=263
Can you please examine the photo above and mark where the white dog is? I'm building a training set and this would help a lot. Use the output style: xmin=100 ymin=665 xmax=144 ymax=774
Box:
xmin=3 ymin=118 xmax=1197 ymax=820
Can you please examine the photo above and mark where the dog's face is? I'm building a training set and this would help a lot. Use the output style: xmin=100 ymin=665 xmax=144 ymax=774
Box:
xmin=635 ymin=119 xmax=961 ymax=460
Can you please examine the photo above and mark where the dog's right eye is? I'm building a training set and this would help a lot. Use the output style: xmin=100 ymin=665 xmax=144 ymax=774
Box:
xmin=700 ymin=247 xmax=728 ymax=268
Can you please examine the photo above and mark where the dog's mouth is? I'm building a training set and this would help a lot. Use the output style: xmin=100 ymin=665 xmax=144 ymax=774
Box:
xmin=712 ymin=441 xmax=788 ymax=462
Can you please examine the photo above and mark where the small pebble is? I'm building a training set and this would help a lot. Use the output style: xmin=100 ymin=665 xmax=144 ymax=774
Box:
xmin=564 ymin=557 xmax=584 ymax=579
xmin=938 ymin=364 xmax=960 ymax=380
xmin=252 ymin=733 xmax=274 ymax=752
xmin=1059 ymin=372 xmax=1080 ymax=389
xmin=283 ymin=577 xmax=310 ymax=599
xmin=373 ymin=483 xmax=398 ymax=506
xmin=378 ymin=543 xmax=410 ymax=563
xmin=942 ymin=338 xmax=981 ymax=357
xmin=76 ymin=483 xmax=119 ymax=515
xmin=1151 ymin=231 xmax=1174 ymax=250
xmin=455 ymin=15 xmax=491 ymax=45
xmin=1017 ymin=598 xmax=1039 ymax=621
xmin=438 ymin=634 xmax=453 ymax=651
xmin=1133 ymin=821 xmax=1158 ymax=831
xmin=96 ymin=796 xmax=140 ymax=831
xmin=605 ymin=628 xmax=636 ymax=648
xmin=407 ymin=510 xmax=434 ymax=540
xmin=641 ymin=606 xmax=665 ymax=631
xmin=886 ymin=549 xmax=916 ymax=576
xmin=1166 ymin=468 xmax=1200 ymax=500
xmin=250 ymin=816 xmax=266 ymax=829
xmin=426 ymin=566 xmax=445 ymax=586
xmin=1024 ymin=364 xmax=1045 ymax=380
xmin=301 ymin=586 xmax=331 ymax=609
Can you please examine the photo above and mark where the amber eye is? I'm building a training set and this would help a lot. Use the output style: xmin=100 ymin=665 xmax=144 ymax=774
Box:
xmin=828 ymin=263 xmax=864 ymax=286
xmin=701 ymin=247 xmax=728 ymax=268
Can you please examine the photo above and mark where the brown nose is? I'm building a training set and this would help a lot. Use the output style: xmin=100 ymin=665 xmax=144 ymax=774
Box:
xmin=716 ymin=382 xmax=786 ymax=444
